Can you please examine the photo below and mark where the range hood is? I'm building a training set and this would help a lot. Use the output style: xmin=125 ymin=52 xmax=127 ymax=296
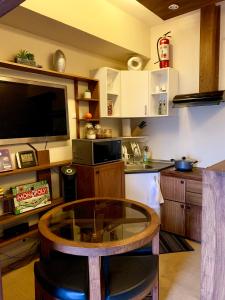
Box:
xmin=173 ymin=4 xmax=223 ymax=108
xmin=173 ymin=91 xmax=225 ymax=107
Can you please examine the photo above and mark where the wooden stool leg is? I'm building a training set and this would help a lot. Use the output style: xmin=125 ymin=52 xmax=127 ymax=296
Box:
xmin=152 ymin=231 xmax=159 ymax=300
xmin=152 ymin=276 xmax=159 ymax=300
xmin=0 ymin=266 xmax=3 ymax=300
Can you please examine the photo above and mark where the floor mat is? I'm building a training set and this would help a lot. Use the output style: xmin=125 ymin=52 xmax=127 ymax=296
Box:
xmin=159 ymin=230 xmax=194 ymax=254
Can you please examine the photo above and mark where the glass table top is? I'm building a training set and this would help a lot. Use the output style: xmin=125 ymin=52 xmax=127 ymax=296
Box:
xmin=46 ymin=198 xmax=151 ymax=243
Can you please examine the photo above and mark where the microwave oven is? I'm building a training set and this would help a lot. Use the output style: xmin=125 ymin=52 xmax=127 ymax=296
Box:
xmin=72 ymin=138 xmax=122 ymax=165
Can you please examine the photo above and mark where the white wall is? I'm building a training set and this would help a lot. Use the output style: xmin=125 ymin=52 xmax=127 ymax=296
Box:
xmin=142 ymin=4 xmax=225 ymax=168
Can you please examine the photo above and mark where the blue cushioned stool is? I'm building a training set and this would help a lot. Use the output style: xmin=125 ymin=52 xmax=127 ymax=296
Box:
xmin=118 ymin=242 xmax=152 ymax=256
xmin=103 ymin=255 xmax=158 ymax=300
xmin=34 ymin=252 xmax=89 ymax=300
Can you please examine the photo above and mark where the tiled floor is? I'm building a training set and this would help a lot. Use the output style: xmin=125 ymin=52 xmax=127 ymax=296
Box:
xmin=2 ymin=240 xmax=201 ymax=300
xmin=159 ymin=240 xmax=200 ymax=300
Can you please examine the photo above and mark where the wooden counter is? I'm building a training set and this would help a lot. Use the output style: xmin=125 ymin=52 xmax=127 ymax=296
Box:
xmin=160 ymin=167 xmax=203 ymax=181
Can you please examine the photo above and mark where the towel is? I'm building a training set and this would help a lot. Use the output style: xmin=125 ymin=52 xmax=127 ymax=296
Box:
xmin=152 ymin=176 xmax=164 ymax=204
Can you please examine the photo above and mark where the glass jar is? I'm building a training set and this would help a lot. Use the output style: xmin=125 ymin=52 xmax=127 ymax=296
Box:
xmin=103 ymin=128 xmax=112 ymax=138
xmin=85 ymin=123 xmax=96 ymax=139
xmin=95 ymin=124 xmax=103 ymax=139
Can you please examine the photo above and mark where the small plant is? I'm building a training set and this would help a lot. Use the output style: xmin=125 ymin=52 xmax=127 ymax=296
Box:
xmin=15 ymin=49 xmax=36 ymax=66
xmin=16 ymin=49 xmax=35 ymax=60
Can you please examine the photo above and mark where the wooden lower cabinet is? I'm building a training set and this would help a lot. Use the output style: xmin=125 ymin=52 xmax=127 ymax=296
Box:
xmin=160 ymin=173 xmax=202 ymax=242
xmin=75 ymin=161 xmax=125 ymax=199
xmin=161 ymin=200 xmax=185 ymax=236
xmin=185 ymin=204 xmax=202 ymax=242
xmin=161 ymin=199 xmax=202 ymax=242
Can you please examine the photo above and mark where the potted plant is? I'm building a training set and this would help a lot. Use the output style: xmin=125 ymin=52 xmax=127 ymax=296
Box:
xmin=15 ymin=49 xmax=36 ymax=66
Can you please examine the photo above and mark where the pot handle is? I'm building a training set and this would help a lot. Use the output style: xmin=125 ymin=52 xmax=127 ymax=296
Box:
xmin=191 ymin=160 xmax=198 ymax=165
xmin=170 ymin=159 xmax=175 ymax=162
xmin=182 ymin=156 xmax=186 ymax=160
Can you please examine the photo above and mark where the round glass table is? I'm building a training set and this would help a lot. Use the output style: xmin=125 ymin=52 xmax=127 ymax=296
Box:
xmin=38 ymin=197 xmax=160 ymax=300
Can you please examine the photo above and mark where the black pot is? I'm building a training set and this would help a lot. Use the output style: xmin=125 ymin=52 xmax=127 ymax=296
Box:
xmin=171 ymin=157 xmax=198 ymax=172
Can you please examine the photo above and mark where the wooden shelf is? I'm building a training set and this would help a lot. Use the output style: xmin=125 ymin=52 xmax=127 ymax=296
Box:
xmin=0 ymin=198 xmax=64 ymax=226
xmin=0 ymin=225 xmax=39 ymax=248
xmin=76 ymin=98 xmax=99 ymax=102
xmin=79 ymin=118 xmax=100 ymax=122
xmin=0 ymin=157 xmax=70 ymax=250
xmin=74 ymin=73 xmax=100 ymax=138
xmin=0 ymin=160 xmax=71 ymax=178
xmin=0 ymin=60 xmax=98 ymax=83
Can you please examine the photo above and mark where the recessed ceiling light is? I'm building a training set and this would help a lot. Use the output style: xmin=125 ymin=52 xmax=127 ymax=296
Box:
xmin=168 ymin=4 xmax=179 ymax=10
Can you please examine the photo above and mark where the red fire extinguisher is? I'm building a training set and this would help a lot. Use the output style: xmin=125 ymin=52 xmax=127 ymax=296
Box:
xmin=156 ymin=31 xmax=171 ymax=68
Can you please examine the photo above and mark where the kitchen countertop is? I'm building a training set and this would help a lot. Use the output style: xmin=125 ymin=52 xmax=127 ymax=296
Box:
xmin=160 ymin=167 xmax=204 ymax=181
xmin=124 ymin=160 xmax=174 ymax=174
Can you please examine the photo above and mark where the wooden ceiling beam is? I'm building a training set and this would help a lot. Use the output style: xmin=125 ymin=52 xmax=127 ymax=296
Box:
xmin=137 ymin=0 xmax=222 ymax=20
xmin=0 ymin=0 xmax=25 ymax=17
xmin=199 ymin=5 xmax=220 ymax=92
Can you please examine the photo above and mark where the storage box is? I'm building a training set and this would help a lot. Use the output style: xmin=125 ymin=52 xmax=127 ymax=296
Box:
xmin=12 ymin=180 xmax=51 ymax=215
xmin=37 ymin=150 xmax=50 ymax=165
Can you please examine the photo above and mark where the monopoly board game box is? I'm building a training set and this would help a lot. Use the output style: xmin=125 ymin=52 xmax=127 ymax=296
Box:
xmin=12 ymin=180 xmax=51 ymax=215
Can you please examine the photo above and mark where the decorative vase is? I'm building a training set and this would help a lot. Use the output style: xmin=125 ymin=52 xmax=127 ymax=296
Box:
xmin=53 ymin=49 xmax=66 ymax=72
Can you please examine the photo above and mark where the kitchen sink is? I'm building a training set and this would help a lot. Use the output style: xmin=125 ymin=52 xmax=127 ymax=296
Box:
xmin=124 ymin=160 xmax=174 ymax=173
xmin=125 ymin=163 xmax=155 ymax=170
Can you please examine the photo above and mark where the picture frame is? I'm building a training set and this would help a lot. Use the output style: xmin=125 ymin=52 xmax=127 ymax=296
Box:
xmin=0 ymin=149 xmax=13 ymax=172
xmin=16 ymin=150 xmax=37 ymax=169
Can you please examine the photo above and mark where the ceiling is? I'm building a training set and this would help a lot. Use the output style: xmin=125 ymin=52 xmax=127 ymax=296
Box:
xmin=106 ymin=0 xmax=162 ymax=26
xmin=137 ymin=0 xmax=223 ymax=20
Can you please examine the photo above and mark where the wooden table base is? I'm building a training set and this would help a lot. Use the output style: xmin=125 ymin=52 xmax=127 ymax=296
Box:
xmin=88 ymin=256 xmax=101 ymax=300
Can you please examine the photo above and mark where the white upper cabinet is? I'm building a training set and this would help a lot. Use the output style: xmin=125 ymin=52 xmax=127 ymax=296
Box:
xmin=120 ymin=71 xmax=149 ymax=118
xmin=91 ymin=67 xmax=178 ymax=118
xmin=90 ymin=67 xmax=121 ymax=118
xmin=149 ymin=68 xmax=179 ymax=117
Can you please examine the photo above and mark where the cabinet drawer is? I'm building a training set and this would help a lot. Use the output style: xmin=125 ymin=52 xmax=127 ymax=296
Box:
xmin=186 ymin=180 xmax=202 ymax=194
xmin=186 ymin=191 xmax=202 ymax=206
xmin=160 ymin=175 xmax=185 ymax=203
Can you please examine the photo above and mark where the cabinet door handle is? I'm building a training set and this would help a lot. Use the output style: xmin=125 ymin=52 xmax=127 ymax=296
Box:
xmin=180 ymin=180 xmax=184 ymax=184
xmin=96 ymin=170 xmax=100 ymax=174
xmin=144 ymin=105 xmax=147 ymax=115
xmin=180 ymin=204 xmax=184 ymax=208
xmin=186 ymin=205 xmax=191 ymax=209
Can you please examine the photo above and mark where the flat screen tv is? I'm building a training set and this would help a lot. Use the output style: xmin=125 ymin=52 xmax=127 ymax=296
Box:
xmin=0 ymin=76 xmax=70 ymax=145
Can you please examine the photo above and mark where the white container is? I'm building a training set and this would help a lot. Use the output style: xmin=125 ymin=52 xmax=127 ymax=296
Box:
xmin=122 ymin=118 xmax=131 ymax=137
xmin=84 ymin=90 xmax=91 ymax=99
